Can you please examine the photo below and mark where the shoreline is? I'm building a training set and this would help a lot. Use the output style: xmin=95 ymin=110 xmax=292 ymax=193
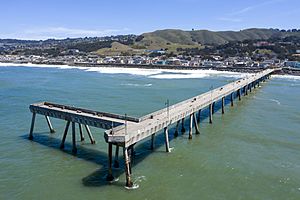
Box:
xmin=0 ymin=61 xmax=299 ymax=77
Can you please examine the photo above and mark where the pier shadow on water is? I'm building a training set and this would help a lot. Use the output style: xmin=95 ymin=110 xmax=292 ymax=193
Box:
xmin=20 ymin=93 xmax=241 ymax=188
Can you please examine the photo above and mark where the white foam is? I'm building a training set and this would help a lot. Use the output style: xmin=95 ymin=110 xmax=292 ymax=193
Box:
xmin=149 ymin=73 xmax=208 ymax=79
xmin=272 ymin=74 xmax=300 ymax=80
xmin=86 ymin=67 xmax=162 ymax=76
xmin=0 ymin=62 xmax=89 ymax=70
xmin=0 ymin=62 xmax=252 ymax=79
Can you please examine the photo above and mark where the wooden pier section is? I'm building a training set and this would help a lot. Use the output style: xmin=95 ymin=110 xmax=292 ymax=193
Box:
xmin=28 ymin=68 xmax=277 ymax=188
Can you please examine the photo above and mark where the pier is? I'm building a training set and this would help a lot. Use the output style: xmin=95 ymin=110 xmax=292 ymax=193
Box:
xmin=28 ymin=68 xmax=277 ymax=188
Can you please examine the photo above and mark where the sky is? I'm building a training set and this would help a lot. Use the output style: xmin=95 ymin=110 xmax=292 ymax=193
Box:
xmin=0 ymin=0 xmax=299 ymax=40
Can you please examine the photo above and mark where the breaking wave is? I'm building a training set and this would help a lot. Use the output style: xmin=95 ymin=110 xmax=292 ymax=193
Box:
xmin=0 ymin=62 xmax=254 ymax=79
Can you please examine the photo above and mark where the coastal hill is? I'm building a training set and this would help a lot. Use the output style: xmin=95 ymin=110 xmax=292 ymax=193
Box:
xmin=1 ymin=28 xmax=300 ymax=56
xmin=96 ymin=28 xmax=300 ymax=55
xmin=137 ymin=28 xmax=300 ymax=47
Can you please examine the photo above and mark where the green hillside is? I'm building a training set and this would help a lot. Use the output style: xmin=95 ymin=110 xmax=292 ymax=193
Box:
xmin=137 ymin=28 xmax=300 ymax=47
xmin=93 ymin=28 xmax=300 ymax=55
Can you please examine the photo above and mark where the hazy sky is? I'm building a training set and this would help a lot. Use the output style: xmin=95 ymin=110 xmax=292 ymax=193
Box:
xmin=0 ymin=0 xmax=299 ymax=40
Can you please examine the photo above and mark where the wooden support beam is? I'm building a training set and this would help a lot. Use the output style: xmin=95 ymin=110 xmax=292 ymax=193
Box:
xmin=106 ymin=143 xmax=115 ymax=181
xmin=197 ymin=109 xmax=201 ymax=123
xmin=189 ymin=114 xmax=193 ymax=139
xmin=164 ymin=127 xmax=170 ymax=152
xmin=150 ymin=133 xmax=155 ymax=150
xmin=221 ymin=97 xmax=225 ymax=114
xmin=71 ymin=122 xmax=77 ymax=154
xmin=84 ymin=125 xmax=95 ymax=144
xmin=181 ymin=118 xmax=186 ymax=133
xmin=174 ymin=121 xmax=179 ymax=137
xmin=113 ymin=145 xmax=120 ymax=168
xmin=209 ymin=103 xmax=213 ymax=123
xmin=123 ymin=147 xmax=133 ymax=188
xmin=60 ymin=121 xmax=70 ymax=149
xmin=45 ymin=116 xmax=55 ymax=133
xmin=230 ymin=93 xmax=234 ymax=106
xmin=78 ymin=123 xmax=84 ymax=141
xmin=193 ymin=113 xmax=200 ymax=135
xmin=28 ymin=112 xmax=36 ymax=140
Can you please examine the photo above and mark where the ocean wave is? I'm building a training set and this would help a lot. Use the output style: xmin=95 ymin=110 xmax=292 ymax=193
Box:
xmin=272 ymin=74 xmax=300 ymax=80
xmin=0 ymin=62 xmax=251 ymax=79
xmin=86 ymin=67 xmax=162 ymax=76
xmin=0 ymin=62 xmax=89 ymax=70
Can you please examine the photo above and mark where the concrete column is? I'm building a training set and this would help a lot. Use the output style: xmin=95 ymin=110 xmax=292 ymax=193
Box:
xmin=84 ymin=125 xmax=95 ymax=144
xmin=193 ymin=113 xmax=200 ymax=135
xmin=197 ymin=109 xmax=201 ymax=123
xmin=114 ymin=145 xmax=120 ymax=168
xmin=212 ymin=102 xmax=216 ymax=114
xmin=174 ymin=121 xmax=179 ymax=137
xmin=78 ymin=123 xmax=84 ymax=141
xmin=238 ymin=89 xmax=241 ymax=101
xmin=181 ymin=118 xmax=186 ymax=133
xmin=230 ymin=93 xmax=234 ymax=106
xmin=28 ymin=112 xmax=36 ymax=140
xmin=60 ymin=121 xmax=70 ymax=149
xmin=123 ymin=147 xmax=133 ymax=188
xmin=189 ymin=114 xmax=193 ymax=139
xmin=221 ymin=97 xmax=225 ymax=114
xmin=106 ymin=143 xmax=114 ymax=181
xmin=45 ymin=116 xmax=55 ymax=133
xmin=150 ymin=133 xmax=155 ymax=150
xmin=209 ymin=103 xmax=213 ymax=123
xmin=164 ymin=127 xmax=170 ymax=152
xmin=71 ymin=122 xmax=77 ymax=154
xmin=249 ymin=84 xmax=252 ymax=92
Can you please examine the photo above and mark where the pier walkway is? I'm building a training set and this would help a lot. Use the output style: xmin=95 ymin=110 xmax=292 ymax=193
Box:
xmin=28 ymin=68 xmax=278 ymax=188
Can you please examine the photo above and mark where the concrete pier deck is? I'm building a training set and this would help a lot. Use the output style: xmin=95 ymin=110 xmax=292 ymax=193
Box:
xmin=104 ymin=69 xmax=276 ymax=147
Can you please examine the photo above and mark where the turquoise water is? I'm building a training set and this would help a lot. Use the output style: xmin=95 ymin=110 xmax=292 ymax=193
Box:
xmin=0 ymin=65 xmax=300 ymax=200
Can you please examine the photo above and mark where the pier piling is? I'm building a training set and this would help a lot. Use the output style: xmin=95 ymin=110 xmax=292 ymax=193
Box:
xmin=29 ymin=112 xmax=36 ymax=140
xmin=106 ymin=143 xmax=114 ymax=182
xmin=78 ymin=123 xmax=84 ymax=141
xmin=84 ymin=125 xmax=95 ymax=144
xmin=124 ymin=147 xmax=133 ymax=188
xmin=181 ymin=118 xmax=186 ymax=133
xmin=230 ymin=93 xmax=234 ymax=106
xmin=197 ymin=109 xmax=201 ymax=122
xmin=221 ymin=97 xmax=225 ymax=114
xmin=193 ymin=113 xmax=200 ymax=135
xmin=71 ymin=122 xmax=77 ymax=154
xmin=60 ymin=121 xmax=70 ymax=149
xmin=45 ymin=116 xmax=55 ymax=133
xmin=189 ymin=114 xmax=193 ymax=139
xmin=150 ymin=133 xmax=155 ymax=150
xmin=209 ymin=103 xmax=213 ymax=124
xmin=174 ymin=121 xmax=179 ymax=137
xmin=114 ymin=145 xmax=120 ymax=168
xmin=164 ymin=127 xmax=170 ymax=152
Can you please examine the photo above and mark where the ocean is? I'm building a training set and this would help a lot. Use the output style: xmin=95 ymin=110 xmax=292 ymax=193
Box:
xmin=0 ymin=64 xmax=300 ymax=200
